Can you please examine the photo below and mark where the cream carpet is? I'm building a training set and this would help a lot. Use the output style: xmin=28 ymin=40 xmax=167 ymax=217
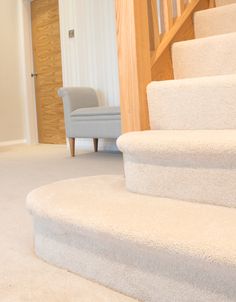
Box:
xmin=119 ymin=0 xmax=236 ymax=208
xmin=0 ymin=144 xmax=136 ymax=302
xmin=27 ymin=174 xmax=236 ymax=302
xmin=118 ymin=129 xmax=236 ymax=207
xmin=194 ymin=4 xmax=236 ymax=38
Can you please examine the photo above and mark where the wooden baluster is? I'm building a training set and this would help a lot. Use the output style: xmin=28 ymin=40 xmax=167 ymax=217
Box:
xmin=147 ymin=0 xmax=161 ymax=51
xmin=163 ymin=0 xmax=174 ymax=32
xmin=209 ymin=0 xmax=215 ymax=7
xmin=151 ymin=0 xmax=161 ymax=47
xmin=176 ymin=0 xmax=185 ymax=17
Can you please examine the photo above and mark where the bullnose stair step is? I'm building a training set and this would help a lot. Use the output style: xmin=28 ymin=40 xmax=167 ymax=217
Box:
xmin=27 ymin=175 xmax=236 ymax=302
xmin=117 ymin=130 xmax=236 ymax=207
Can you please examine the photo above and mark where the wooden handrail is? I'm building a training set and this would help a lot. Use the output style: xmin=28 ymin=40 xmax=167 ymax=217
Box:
xmin=163 ymin=0 xmax=174 ymax=31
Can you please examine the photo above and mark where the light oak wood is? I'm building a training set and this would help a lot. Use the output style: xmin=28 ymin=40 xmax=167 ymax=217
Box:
xmin=209 ymin=0 xmax=215 ymax=7
xmin=151 ymin=0 xmax=210 ymax=81
xmin=116 ymin=0 xmax=151 ymax=132
xmin=69 ymin=138 xmax=75 ymax=157
xmin=93 ymin=138 xmax=98 ymax=152
xmin=177 ymin=0 xmax=185 ymax=16
xmin=163 ymin=0 xmax=174 ymax=32
xmin=115 ymin=0 xmax=211 ymax=132
xmin=147 ymin=0 xmax=161 ymax=51
xmin=31 ymin=0 xmax=65 ymax=144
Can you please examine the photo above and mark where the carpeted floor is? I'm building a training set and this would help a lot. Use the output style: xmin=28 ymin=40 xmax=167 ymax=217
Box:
xmin=0 ymin=144 xmax=136 ymax=302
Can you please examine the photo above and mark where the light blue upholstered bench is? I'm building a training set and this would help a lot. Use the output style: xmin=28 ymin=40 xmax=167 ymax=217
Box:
xmin=58 ymin=87 xmax=121 ymax=156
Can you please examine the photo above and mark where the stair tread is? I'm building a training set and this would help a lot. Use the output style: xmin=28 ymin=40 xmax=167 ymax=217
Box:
xmin=117 ymin=130 xmax=236 ymax=168
xmin=194 ymin=3 xmax=236 ymax=38
xmin=27 ymin=175 xmax=236 ymax=265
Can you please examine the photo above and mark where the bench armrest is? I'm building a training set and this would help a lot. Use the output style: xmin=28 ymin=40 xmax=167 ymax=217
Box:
xmin=58 ymin=87 xmax=99 ymax=137
xmin=58 ymin=87 xmax=99 ymax=113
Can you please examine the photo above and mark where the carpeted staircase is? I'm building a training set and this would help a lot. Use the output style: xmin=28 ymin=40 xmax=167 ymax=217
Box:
xmin=27 ymin=2 xmax=236 ymax=302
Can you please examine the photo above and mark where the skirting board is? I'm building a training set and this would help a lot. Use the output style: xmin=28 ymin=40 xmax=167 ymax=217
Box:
xmin=0 ymin=139 xmax=26 ymax=147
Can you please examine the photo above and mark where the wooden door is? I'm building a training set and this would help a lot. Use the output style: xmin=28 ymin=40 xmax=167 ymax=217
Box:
xmin=31 ymin=0 xmax=65 ymax=144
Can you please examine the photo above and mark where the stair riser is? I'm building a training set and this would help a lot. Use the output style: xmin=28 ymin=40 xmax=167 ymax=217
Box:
xmin=194 ymin=4 xmax=236 ymax=38
xmin=172 ymin=33 xmax=236 ymax=79
xmin=33 ymin=216 xmax=236 ymax=302
xmin=123 ymin=157 xmax=236 ymax=208
xmin=216 ymin=0 xmax=236 ymax=6
xmin=147 ymin=75 xmax=236 ymax=130
xmin=34 ymin=217 xmax=160 ymax=302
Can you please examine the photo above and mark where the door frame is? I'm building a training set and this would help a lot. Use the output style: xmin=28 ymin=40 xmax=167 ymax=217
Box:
xmin=19 ymin=0 xmax=38 ymax=144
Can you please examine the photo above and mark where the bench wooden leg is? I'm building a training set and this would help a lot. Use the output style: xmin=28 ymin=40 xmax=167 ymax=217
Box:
xmin=69 ymin=138 xmax=75 ymax=157
xmin=93 ymin=138 xmax=98 ymax=152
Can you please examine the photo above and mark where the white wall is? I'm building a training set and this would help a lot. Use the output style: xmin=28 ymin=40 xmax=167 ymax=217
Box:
xmin=0 ymin=0 xmax=120 ymax=146
xmin=59 ymin=0 xmax=120 ymax=106
xmin=0 ymin=0 xmax=26 ymax=142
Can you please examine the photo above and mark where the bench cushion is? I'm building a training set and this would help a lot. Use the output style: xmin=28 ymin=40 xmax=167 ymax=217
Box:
xmin=71 ymin=106 xmax=120 ymax=117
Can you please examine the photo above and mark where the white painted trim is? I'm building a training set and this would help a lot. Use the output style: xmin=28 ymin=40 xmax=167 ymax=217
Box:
xmin=19 ymin=0 xmax=38 ymax=144
xmin=0 ymin=140 xmax=27 ymax=147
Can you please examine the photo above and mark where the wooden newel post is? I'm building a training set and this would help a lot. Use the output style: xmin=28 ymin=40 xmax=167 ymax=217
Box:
xmin=115 ymin=0 xmax=152 ymax=133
